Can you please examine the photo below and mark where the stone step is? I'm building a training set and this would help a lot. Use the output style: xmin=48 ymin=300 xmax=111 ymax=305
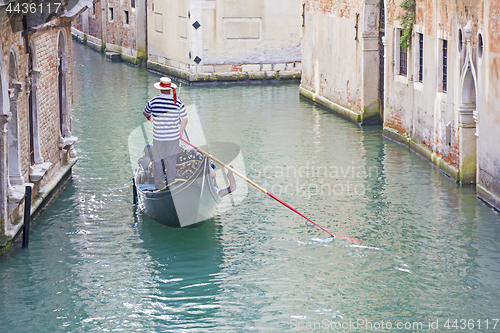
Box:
xmin=105 ymin=52 xmax=121 ymax=62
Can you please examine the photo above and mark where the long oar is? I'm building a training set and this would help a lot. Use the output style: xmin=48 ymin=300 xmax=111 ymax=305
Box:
xmin=180 ymin=137 xmax=360 ymax=243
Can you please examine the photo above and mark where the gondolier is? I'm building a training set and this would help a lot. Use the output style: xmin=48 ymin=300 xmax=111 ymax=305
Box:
xmin=143 ymin=77 xmax=188 ymax=190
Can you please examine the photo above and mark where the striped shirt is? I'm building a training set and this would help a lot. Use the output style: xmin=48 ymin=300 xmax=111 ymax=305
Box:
xmin=144 ymin=94 xmax=187 ymax=141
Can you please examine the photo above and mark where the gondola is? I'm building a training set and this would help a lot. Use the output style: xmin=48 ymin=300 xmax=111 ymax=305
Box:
xmin=133 ymin=141 xmax=222 ymax=228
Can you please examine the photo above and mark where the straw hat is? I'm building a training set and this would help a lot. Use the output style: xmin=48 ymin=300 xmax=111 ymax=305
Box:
xmin=154 ymin=77 xmax=178 ymax=90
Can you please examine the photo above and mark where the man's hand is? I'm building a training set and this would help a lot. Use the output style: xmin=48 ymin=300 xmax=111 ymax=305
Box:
xmin=179 ymin=117 xmax=188 ymax=139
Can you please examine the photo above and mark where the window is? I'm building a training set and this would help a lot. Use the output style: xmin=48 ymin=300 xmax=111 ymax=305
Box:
xmin=416 ymin=33 xmax=423 ymax=82
xmin=399 ymin=30 xmax=408 ymax=76
xmin=478 ymin=33 xmax=484 ymax=59
xmin=458 ymin=29 xmax=463 ymax=53
xmin=108 ymin=7 xmax=114 ymax=22
xmin=302 ymin=3 xmax=305 ymax=27
xmin=124 ymin=10 xmax=129 ymax=25
xmin=155 ymin=12 xmax=162 ymax=33
xmin=131 ymin=0 xmax=135 ymax=8
xmin=442 ymin=39 xmax=448 ymax=92
xmin=92 ymin=3 xmax=96 ymax=15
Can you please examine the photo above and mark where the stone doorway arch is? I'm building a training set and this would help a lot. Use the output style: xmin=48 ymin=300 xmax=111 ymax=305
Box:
xmin=457 ymin=22 xmax=477 ymax=184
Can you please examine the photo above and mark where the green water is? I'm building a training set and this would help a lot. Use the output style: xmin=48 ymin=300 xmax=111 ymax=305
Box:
xmin=0 ymin=42 xmax=499 ymax=332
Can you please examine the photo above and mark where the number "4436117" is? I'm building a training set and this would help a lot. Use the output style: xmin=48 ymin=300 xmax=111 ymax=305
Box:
xmin=444 ymin=319 xmax=498 ymax=330
xmin=6 ymin=2 xmax=62 ymax=15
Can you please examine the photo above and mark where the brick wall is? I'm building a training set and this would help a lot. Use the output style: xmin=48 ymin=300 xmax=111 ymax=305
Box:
xmin=73 ymin=0 xmax=139 ymax=56
xmin=111 ymin=0 xmax=137 ymax=50
xmin=304 ymin=0 xmax=361 ymax=19
xmin=0 ymin=18 xmax=74 ymax=195
xmin=89 ymin=2 xmax=103 ymax=41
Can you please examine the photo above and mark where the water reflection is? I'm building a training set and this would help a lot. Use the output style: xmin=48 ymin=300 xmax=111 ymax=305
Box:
xmin=134 ymin=214 xmax=223 ymax=330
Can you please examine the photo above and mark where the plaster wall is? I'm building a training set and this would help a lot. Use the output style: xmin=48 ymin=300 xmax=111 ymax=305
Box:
xmin=147 ymin=0 xmax=302 ymax=82
xmin=384 ymin=0 xmax=500 ymax=209
xmin=384 ymin=0 xmax=475 ymax=173
xmin=201 ymin=0 xmax=301 ymax=65
xmin=384 ymin=27 xmax=460 ymax=166
xmin=476 ymin=0 xmax=500 ymax=209
xmin=301 ymin=5 xmax=362 ymax=114
xmin=300 ymin=0 xmax=380 ymax=124
xmin=147 ymin=0 xmax=189 ymax=64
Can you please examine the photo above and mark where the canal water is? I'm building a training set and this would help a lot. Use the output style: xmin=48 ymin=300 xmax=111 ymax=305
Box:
xmin=1 ymin=41 xmax=500 ymax=332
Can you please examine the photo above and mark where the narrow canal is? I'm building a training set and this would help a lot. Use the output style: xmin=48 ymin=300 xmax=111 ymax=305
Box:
xmin=1 ymin=41 xmax=499 ymax=332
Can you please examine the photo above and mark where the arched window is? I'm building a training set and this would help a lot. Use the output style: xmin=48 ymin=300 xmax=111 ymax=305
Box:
xmin=478 ymin=33 xmax=484 ymax=60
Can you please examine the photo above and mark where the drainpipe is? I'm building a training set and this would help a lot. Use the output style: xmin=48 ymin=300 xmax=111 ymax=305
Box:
xmin=0 ymin=114 xmax=8 ymax=239
xmin=23 ymin=16 xmax=29 ymax=54
xmin=144 ymin=0 xmax=148 ymax=66
xmin=382 ymin=0 xmax=388 ymax=126
xmin=101 ymin=0 xmax=107 ymax=52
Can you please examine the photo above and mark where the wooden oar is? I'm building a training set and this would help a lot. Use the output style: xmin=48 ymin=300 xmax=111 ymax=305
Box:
xmin=180 ymin=137 xmax=361 ymax=243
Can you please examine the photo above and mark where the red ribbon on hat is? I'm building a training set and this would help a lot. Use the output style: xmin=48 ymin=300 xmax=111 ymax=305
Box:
xmin=160 ymin=81 xmax=177 ymax=104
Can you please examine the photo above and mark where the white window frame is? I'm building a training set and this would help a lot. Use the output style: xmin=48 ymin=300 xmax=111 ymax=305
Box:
xmin=394 ymin=27 xmax=408 ymax=84
xmin=108 ymin=6 xmax=114 ymax=23
xmin=124 ymin=10 xmax=130 ymax=26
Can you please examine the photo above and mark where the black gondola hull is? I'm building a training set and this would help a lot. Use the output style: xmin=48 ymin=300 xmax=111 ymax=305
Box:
xmin=136 ymin=157 xmax=221 ymax=228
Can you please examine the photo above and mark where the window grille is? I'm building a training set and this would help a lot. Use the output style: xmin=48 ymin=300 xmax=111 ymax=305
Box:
xmin=418 ymin=33 xmax=423 ymax=82
xmin=399 ymin=30 xmax=407 ymax=76
xmin=442 ymin=39 xmax=448 ymax=92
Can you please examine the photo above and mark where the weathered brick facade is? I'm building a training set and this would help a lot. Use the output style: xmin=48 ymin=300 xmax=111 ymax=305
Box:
xmin=383 ymin=0 xmax=500 ymax=208
xmin=300 ymin=0 xmax=382 ymax=124
xmin=72 ymin=0 xmax=146 ymax=64
xmin=301 ymin=0 xmax=500 ymax=210
xmin=0 ymin=15 xmax=79 ymax=252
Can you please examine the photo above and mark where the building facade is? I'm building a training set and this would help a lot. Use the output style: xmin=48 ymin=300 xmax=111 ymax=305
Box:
xmin=72 ymin=0 xmax=302 ymax=81
xmin=0 ymin=5 xmax=85 ymax=252
xmin=72 ymin=0 xmax=147 ymax=64
xmin=147 ymin=0 xmax=302 ymax=82
xmin=383 ymin=0 xmax=500 ymax=209
xmin=301 ymin=0 xmax=500 ymax=211
xmin=300 ymin=0 xmax=384 ymax=124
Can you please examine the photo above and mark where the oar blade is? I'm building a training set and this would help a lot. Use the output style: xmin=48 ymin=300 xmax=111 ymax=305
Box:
xmin=333 ymin=235 xmax=362 ymax=243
